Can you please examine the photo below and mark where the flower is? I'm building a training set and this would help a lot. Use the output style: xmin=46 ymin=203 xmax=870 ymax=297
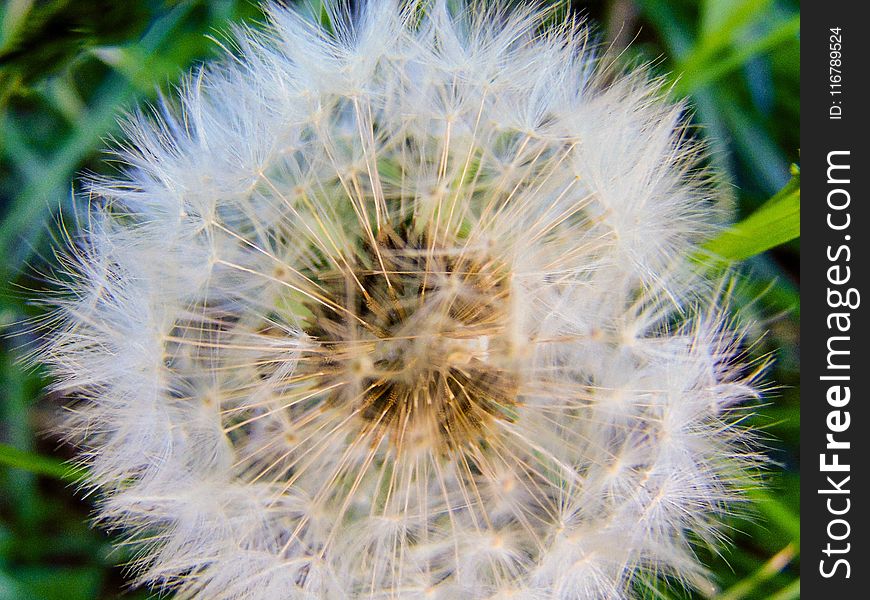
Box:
xmin=41 ymin=1 xmax=763 ymax=598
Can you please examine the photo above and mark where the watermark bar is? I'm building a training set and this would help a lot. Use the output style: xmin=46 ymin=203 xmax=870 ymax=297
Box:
xmin=802 ymin=3 xmax=868 ymax=595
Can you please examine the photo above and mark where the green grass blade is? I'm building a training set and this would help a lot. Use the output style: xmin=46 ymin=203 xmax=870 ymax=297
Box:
xmin=747 ymin=487 xmax=800 ymax=543
xmin=703 ymin=168 xmax=800 ymax=263
xmin=0 ymin=3 xmax=195 ymax=279
xmin=0 ymin=443 xmax=85 ymax=482
xmin=767 ymin=579 xmax=800 ymax=600
xmin=692 ymin=0 xmax=775 ymax=68
xmin=676 ymin=14 xmax=800 ymax=94
xmin=714 ymin=544 xmax=797 ymax=600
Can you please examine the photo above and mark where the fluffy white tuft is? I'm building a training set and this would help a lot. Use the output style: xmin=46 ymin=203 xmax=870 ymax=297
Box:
xmin=39 ymin=1 xmax=763 ymax=598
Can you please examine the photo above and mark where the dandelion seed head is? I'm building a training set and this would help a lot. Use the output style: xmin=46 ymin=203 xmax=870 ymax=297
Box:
xmin=39 ymin=1 xmax=763 ymax=598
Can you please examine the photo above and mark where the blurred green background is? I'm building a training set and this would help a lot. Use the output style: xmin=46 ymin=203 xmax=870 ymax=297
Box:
xmin=0 ymin=1 xmax=799 ymax=599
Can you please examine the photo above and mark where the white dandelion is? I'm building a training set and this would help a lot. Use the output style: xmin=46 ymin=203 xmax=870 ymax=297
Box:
xmin=39 ymin=1 xmax=763 ymax=598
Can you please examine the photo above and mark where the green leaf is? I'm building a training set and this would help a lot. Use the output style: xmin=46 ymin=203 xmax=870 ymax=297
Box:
xmin=0 ymin=443 xmax=85 ymax=483
xmin=0 ymin=0 xmax=35 ymax=51
xmin=676 ymin=13 xmax=800 ymax=94
xmin=694 ymin=0 xmax=775 ymax=65
xmin=0 ymin=1 xmax=195 ymax=281
xmin=702 ymin=167 xmax=799 ymax=263
xmin=8 ymin=565 xmax=103 ymax=600
xmin=747 ymin=487 xmax=800 ymax=544
xmin=714 ymin=543 xmax=797 ymax=600
xmin=767 ymin=579 xmax=800 ymax=600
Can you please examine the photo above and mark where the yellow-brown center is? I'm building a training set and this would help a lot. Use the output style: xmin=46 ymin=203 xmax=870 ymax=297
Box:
xmin=302 ymin=224 xmax=519 ymax=452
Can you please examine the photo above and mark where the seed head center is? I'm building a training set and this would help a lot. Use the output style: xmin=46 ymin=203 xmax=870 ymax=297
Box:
xmin=302 ymin=224 xmax=519 ymax=451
